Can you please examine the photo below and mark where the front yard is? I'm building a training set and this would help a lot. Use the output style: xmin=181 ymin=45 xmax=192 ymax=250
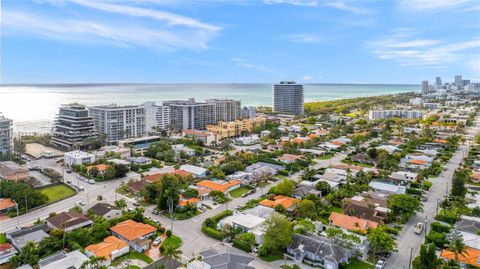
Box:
xmin=341 ymin=259 xmax=373 ymax=269
xmin=161 ymin=235 xmax=182 ymax=250
xmin=39 ymin=184 xmax=76 ymax=203
xmin=229 ymin=187 xmax=250 ymax=198
xmin=111 ymin=251 xmax=154 ymax=266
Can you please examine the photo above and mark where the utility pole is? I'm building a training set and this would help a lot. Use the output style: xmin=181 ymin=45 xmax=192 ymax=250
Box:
xmin=408 ymin=247 xmax=413 ymax=269
xmin=14 ymin=200 xmax=19 ymax=227
xmin=168 ymin=198 xmax=174 ymax=234
xmin=24 ymin=194 xmax=28 ymax=213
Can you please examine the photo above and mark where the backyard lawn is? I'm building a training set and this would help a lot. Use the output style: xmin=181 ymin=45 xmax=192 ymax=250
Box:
xmin=317 ymin=154 xmax=334 ymax=160
xmin=40 ymin=184 xmax=76 ymax=203
xmin=342 ymin=259 xmax=373 ymax=269
xmin=162 ymin=235 xmax=182 ymax=249
xmin=0 ymin=233 xmax=7 ymax=244
xmin=229 ymin=187 xmax=250 ymax=198
xmin=111 ymin=251 xmax=153 ymax=266
xmin=260 ymin=252 xmax=284 ymax=262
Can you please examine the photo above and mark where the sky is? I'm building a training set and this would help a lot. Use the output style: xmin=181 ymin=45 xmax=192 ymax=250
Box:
xmin=2 ymin=0 xmax=480 ymax=84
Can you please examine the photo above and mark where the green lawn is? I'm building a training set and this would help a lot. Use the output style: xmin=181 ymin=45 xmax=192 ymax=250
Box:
xmin=260 ymin=252 xmax=284 ymax=262
xmin=111 ymin=251 xmax=153 ymax=266
xmin=162 ymin=235 xmax=182 ymax=249
xmin=0 ymin=233 xmax=7 ymax=244
xmin=317 ymin=154 xmax=334 ymax=160
xmin=342 ymin=259 xmax=373 ymax=269
xmin=342 ymin=160 xmax=374 ymax=168
xmin=229 ymin=187 xmax=250 ymax=198
xmin=40 ymin=184 xmax=76 ymax=203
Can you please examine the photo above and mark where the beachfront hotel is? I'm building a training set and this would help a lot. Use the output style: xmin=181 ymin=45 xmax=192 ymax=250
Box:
xmin=163 ymin=98 xmax=216 ymax=131
xmin=51 ymin=103 xmax=98 ymax=151
xmin=272 ymin=81 xmax=304 ymax=115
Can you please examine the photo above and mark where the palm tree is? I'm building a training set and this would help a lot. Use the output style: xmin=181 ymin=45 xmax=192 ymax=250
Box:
xmin=446 ymin=231 xmax=468 ymax=264
xmin=80 ymin=256 xmax=105 ymax=269
xmin=162 ymin=243 xmax=183 ymax=264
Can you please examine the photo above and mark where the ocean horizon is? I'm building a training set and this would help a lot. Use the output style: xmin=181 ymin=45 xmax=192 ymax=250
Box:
xmin=0 ymin=83 xmax=419 ymax=134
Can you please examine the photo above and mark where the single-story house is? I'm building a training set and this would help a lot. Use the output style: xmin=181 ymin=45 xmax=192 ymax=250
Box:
xmin=388 ymin=171 xmax=418 ymax=185
xmin=286 ymin=233 xmax=352 ymax=269
xmin=187 ymin=249 xmax=255 ymax=269
xmin=85 ymin=236 xmax=129 ymax=266
xmin=259 ymin=195 xmax=299 ymax=212
xmin=38 ymin=250 xmax=89 ymax=269
xmin=127 ymin=156 xmax=152 ymax=165
xmin=369 ymin=181 xmax=406 ymax=195
xmin=293 ymin=184 xmax=322 ymax=199
xmin=110 ymin=219 xmax=156 ymax=252
xmin=196 ymin=179 xmax=241 ymax=194
xmin=342 ymin=196 xmax=388 ymax=223
xmin=245 ymin=162 xmax=282 ymax=173
xmin=180 ymin=164 xmax=207 ymax=178
xmin=440 ymin=247 xmax=480 ymax=268
xmin=328 ymin=212 xmax=378 ymax=234
xmin=0 ymin=243 xmax=17 ymax=265
xmin=46 ymin=212 xmax=93 ymax=232
xmin=5 ymin=224 xmax=51 ymax=251
xmin=278 ymin=154 xmax=304 ymax=164
xmin=0 ymin=198 xmax=16 ymax=214
xmin=0 ymin=161 xmax=29 ymax=181
xmin=88 ymin=203 xmax=122 ymax=220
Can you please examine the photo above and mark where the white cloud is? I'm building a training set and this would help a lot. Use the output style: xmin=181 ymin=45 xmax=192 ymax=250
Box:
xmin=367 ymin=30 xmax=480 ymax=68
xmin=230 ymin=58 xmax=276 ymax=73
xmin=3 ymin=0 xmax=220 ymax=51
xmin=302 ymin=75 xmax=313 ymax=81
xmin=398 ymin=0 xmax=478 ymax=12
xmin=264 ymin=0 xmax=374 ymax=15
xmin=2 ymin=9 xmax=218 ymax=51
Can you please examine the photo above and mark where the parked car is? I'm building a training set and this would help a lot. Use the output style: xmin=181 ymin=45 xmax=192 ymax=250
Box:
xmin=88 ymin=179 xmax=95 ymax=184
xmin=152 ymin=208 xmax=160 ymax=215
xmin=375 ymin=259 xmax=386 ymax=269
xmin=153 ymin=236 xmax=162 ymax=246
xmin=133 ymin=201 xmax=140 ymax=207
xmin=414 ymin=222 xmax=424 ymax=234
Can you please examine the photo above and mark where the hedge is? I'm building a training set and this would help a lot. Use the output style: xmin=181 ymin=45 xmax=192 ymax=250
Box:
xmin=258 ymin=157 xmax=284 ymax=166
xmin=406 ymin=188 xmax=422 ymax=195
xmin=277 ymin=170 xmax=289 ymax=176
xmin=434 ymin=211 xmax=458 ymax=225
xmin=430 ymin=221 xmax=451 ymax=233
xmin=426 ymin=231 xmax=448 ymax=248
xmin=210 ymin=210 xmax=233 ymax=223
xmin=233 ymin=238 xmax=252 ymax=253
xmin=423 ymin=181 xmax=432 ymax=190
xmin=201 ymin=226 xmax=224 ymax=240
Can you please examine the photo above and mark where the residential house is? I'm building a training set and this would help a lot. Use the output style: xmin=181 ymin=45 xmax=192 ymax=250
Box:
xmin=293 ymin=183 xmax=322 ymax=199
xmin=259 ymin=195 xmax=299 ymax=212
xmin=5 ymin=223 xmax=51 ymax=251
xmin=217 ymin=212 xmax=266 ymax=243
xmin=88 ymin=203 xmax=122 ymax=220
xmin=92 ymin=145 xmax=131 ymax=159
xmin=455 ymin=216 xmax=480 ymax=235
xmin=440 ymin=247 xmax=480 ymax=268
xmin=110 ymin=219 xmax=156 ymax=252
xmin=38 ymin=250 xmax=89 ymax=269
xmin=342 ymin=196 xmax=388 ymax=223
xmin=85 ymin=236 xmax=129 ymax=266
xmin=182 ymin=130 xmax=216 ymax=146
xmin=63 ymin=150 xmax=95 ymax=167
xmin=86 ymin=164 xmax=112 ymax=177
xmin=0 ymin=198 xmax=16 ymax=214
xmin=328 ymin=212 xmax=378 ymax=233
xmin=277 ymin=154 xmax=303 ymax=164
xmin=187 ymin=249 xmax=255 ymax=269
xmin=286 ymin=233 xmax=352 ymax=269
xmin=172 ymin=144 xmax=195 ymax=156
xmin=46 ymin=212 xmax=93 ymax=232
xmin=245 ymin=162 xmax=282 ymax=173
xmin=127 ymin=156 xmax=152 ymax=165
xmin=127 ymin=180 xmax=146 ymax=195
xmin=0 ymin=243 xmax=17 ymax=265
xmin=196 ymin=179 xmax=241 ymax=194
xmin=178 ymin=195 xmax=201 ymax=207
xmin=388 ymin=171 xmax=418 ymax=185
xmin=376 ymin=145 xmax=399 ymax=154
xmin=180 ymin=164 xmax=207 ymax=178
xmin=0 ymin=161 xmax=29 ymax=181
xmin=369 ymin=181 xmax=406 ymax=195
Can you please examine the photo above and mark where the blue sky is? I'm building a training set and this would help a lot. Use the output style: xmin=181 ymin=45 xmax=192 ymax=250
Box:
xmin=2 ymin=0 xmax=480 ymax=84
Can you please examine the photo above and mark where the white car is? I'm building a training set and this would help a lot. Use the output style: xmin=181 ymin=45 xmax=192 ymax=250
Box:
xmin=153 ymin=236 xmax=162 ymax=246
xmin=375 ymin=259 xmax=386 ymax=269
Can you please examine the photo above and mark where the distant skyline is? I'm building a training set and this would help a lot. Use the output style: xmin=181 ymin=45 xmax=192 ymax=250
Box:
xmin=2 ymin=0 xmax=480 ymax=84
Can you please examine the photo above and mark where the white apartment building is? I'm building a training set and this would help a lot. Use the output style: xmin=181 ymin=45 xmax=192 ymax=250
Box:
xmin=89 ymin=104 xmax=146 ymax=144
xmin=163 ymin=98 xmax=215 ymax=130
xmin=206 ymin=99 xmax=241 ymax=122
xmin=273 ymin=81 xmax=304 ymax=115
xmin=64 ymin=150 xmax=95 ymax=167
xmin=0 ymin=114 xmax=13 ymax=155
xmin=368 ymin=110 xmax=423 ymax=120
xmin=142 ymin=101 xmax=171 ymax=133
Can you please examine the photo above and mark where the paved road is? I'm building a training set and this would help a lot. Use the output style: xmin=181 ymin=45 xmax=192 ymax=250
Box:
xmin=385 ymin=115 xmax=480 ymax=269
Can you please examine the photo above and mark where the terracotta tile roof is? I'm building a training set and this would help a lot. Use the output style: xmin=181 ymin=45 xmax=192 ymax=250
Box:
xmin=410 ymin=159 xmax=427 ymax=165
xmin=144 ymin=170 xmax=192 ymax=183
xmin=472 ymin=172 xmax=480 ymax=181
xmin=433 ymin=138 xmax=447 ymax=144
xmin=307 ymin=133 xmax=319 ymax=139
xmin=440 ymin=247 xmax=480 ymax=266
xmin=334 ymin=164 xmax=363 ymax=171
xmin=259 ymin=195 xmax=299 ymax=210
xmin=328 ymin=212 xmax=378 ymax=233
xmin=172 ymin=170 xmax=192 ymax=177
xmin=0 ymin=198 xmax=16 ymax=211
xmin=331 ymin=141 xmax=345 ymax=146
xmin=85 ymin=236 xmax=128 ymax=260
xmin=196 ymin=180 xmax=240 ymax=193
xmin=87 ymin=164 xmax=110 ymax=172
xmin=110 ymin=219 xmax=156 ymax=241
xmin=179 ymin=197 xmax=201 ymax=207
xmin=0 ymin=243 xmax=14 ymax=251
xmin=293 ymin=138 xmax=309 ymax=144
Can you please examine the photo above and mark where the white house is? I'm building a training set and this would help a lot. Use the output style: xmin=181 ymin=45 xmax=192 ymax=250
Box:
xmin=369 ymin=181 xmax=406 ymax=195
xmin=64 ymin=150 xmax=95 ymax=167
xmin=180 ymin=164 xmax=207 ymax=178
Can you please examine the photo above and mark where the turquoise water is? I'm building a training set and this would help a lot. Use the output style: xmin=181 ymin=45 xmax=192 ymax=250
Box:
xmin=0 ymin=83 xmax=419 ymax=133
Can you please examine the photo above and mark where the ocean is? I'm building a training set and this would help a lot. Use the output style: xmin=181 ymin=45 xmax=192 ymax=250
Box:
xmin=0 ymin=83 xmax=419 ymax=134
